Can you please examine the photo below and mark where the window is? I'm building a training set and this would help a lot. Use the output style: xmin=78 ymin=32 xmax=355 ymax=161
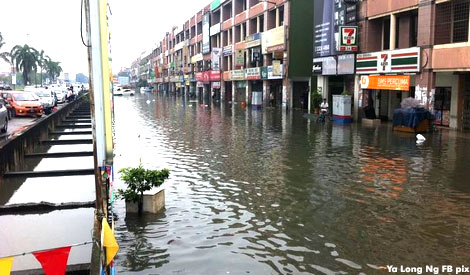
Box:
xmin=223 ymin=3 xmax=232 ymax=21
xmin=383 ymin=18 xmax=390 ymax=50
xmin=278 ymin=6 xmax=284 ymax=26
xmin=435 ymin=0 xmax=470 ymax=44
xmin=259 ymin=15 xmax=264 ymax=32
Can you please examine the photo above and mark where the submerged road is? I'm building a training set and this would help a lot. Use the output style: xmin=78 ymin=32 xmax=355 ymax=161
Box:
xmin=113 ymin=93 xmax=470 ymax=274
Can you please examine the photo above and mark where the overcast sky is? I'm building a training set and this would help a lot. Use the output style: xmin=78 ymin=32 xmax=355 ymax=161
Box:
xmin=0 ymin=0 xmax=209 ymax=78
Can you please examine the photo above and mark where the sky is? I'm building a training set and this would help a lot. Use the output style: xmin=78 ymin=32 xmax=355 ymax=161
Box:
xmin=0 ymin=0 xmax=210 ymax=79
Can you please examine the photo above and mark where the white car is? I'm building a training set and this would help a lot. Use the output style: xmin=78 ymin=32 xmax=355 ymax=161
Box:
xmin=54 ymin=89 xmax=66 ymax=103
xmin=122 ymin=89 xmax=135 ymax=96
xmin=0 ymin=99 xmax=8 ymax=133
xmin=113 ymin=86 xmax=123 ymax=96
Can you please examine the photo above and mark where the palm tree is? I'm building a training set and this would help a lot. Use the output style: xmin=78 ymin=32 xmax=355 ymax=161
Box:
xmin=44 ymin=57 xmax=62 ymax=83
xmin=10 ymin=44 xmax=38 ymax=85
xmin=37 ymin=50 xmax=47 ymax=86
xmin=0 ymin=33 xmax=11 ymax=65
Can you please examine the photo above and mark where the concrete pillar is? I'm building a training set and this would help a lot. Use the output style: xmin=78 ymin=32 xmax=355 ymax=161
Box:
xmin=246 ymin=81 xmax=252 ymax=105
xmin=353 ymin=75 xmax=360 ymax=121
xmin=390 ymin=14 xmax=396 ymax=50
xmin=263 ymin=80 xmax=270 ymax=106
xmin=232 ymin=81 xmax=236 ymax=103
xmin=276 ymin=8 xmax=280 ymax=27
xmin=317 ymin=75 xmax=329 ymax=101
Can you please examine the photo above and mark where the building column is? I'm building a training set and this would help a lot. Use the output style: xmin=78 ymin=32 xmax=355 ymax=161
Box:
xmin=232 ymin=81 xmax=236 ymax=103
xmin=246 ymin=81 xmax=252 ymax=105
xmin=390 ymin=14 xmax=397 ymax=50
xmin=353 ymin=75 xmax=360 ymax=121
xmin=263 ymin=80 xmax=270 ymax=106
xmin=317 ymin=75 xmax=329 ymax=102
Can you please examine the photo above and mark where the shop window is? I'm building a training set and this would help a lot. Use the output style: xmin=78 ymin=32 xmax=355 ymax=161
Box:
xmin=435 ymin=0 xmax=470 ymax=44
xmin=267 ymin=9 xmax=276 ymax=30
xmin=249 ymin=0 xmax=259 ymax=8
xmin=259 ymin=15 xmax=264 ymax=32
xmin=278 ymin=6 xmax=284 ymax=26
xmin=383 ymin=18 xmax=390 ymax=50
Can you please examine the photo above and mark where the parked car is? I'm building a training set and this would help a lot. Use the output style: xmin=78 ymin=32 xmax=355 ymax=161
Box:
xmin=113 ymin=86 xmax=123 ymax=96
xmin=54 ymin=89 xmax=66 ymax=103
xmin=2 ymin=91 xmax=43 ymax=117
xmin=0 ymin=99 xmax=8 ymax=133
xmin=34 ymin=89 xmax=56 ymax=114
xmin=0 ymin=92 xmax=15 ymax=119
xmin=122 ymin=89 xmax=135 ymax=96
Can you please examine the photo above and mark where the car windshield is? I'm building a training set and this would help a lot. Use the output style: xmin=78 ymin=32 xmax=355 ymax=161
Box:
xmin=35 ymin=91 xmax=51 ymax=97
xmin=12 ymin=93 xmax=37 ymax=101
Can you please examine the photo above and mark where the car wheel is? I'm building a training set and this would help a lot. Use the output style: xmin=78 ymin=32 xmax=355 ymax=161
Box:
xmin=11 ymin=108 xmax=16 ymax=117
xmin=1 ymin=118 xmax=7 ymax=133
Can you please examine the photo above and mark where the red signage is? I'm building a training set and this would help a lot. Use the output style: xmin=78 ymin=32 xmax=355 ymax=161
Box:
xmin=209 ymin=71 xmax=221 ymax=81
xmin=202 ymin=71 xmax=210 ymax=83
xmin=154 ymin=67 xmax=160 ymax=78
xmin=195 ymin=72 xmax=204 ymax=82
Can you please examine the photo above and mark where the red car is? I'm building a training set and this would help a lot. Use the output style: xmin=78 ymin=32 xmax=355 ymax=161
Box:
xmin=1 ymin=91 xmax=43 ymax=117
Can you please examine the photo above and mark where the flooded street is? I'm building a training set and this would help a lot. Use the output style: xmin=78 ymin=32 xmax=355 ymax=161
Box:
xmin=112 ymin=94 xmax=470 ymax=274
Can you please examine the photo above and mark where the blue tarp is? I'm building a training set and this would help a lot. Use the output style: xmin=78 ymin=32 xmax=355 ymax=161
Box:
xmin=393 ymin=108 xmax=433 ymax=128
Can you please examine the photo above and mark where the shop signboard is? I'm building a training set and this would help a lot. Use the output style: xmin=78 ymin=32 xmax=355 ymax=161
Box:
xmin=261 ymin=67 xmax=268 ymax=80
xmin=202 ymin=71 xmax=210 ymax=83
xmin=223 ymin=45 xmax=233 ymax=56
xmin=337 ymin=54 xmax=355 ymax=75
xmin=262 ymin=26 xmax=285 ymax=54
xmin=235 ymin=50 xmax=245 ymax=67
xmin=231 ymin=69 xmax=245 ymax=81
xmin=185 ymin=80 xmax=190 ymax=86
xmin=246 ymin=33 xmax=261 ymax=48
xmin=210 ymin=23 xmax=221 ymax=36
xmin=322 ymin=56 xmax=337 ymax=75
xmin=268 ymin=64 xmax=284 ymax=79
xmin=212 ymin=81 xmax=221 ymax=89
xmin=272 ymin=60 xmax=281 ymax=76
xmin=195 ymin=72 xmax=204 ymax=82
xmin=210 ymin=0 xmax=221 ymax=11
xmin=191 ymin=53 xmax=203 ymax=64
xmin=209 ymin=70 xmax=221 ymax=81
xmin=202 ymin=13 xmax=211 ymax=54
xmin=212 ymin=48 xmax=221 ymax=70
xmin=356 ymin=47 xmax=420 ymax=74
xmin=360 ymin=75 xmax=410 ymax=91
xmin=338 ymin=26 xmax=358 ymax=52
xmin=245 ymin=67 xmax=261 ymax=80
xmin=223 ymin=71 xmax=232 ymax=81
xmin=312 ymin=59 xmax=323 ymax=75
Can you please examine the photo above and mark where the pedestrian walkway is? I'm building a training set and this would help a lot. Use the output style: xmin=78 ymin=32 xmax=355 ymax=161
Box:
xmin=0 ymin=103 xmax=95 ymax=273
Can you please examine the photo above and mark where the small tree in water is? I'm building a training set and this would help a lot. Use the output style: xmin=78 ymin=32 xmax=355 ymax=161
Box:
xmin=117 ymin=165 xmax=170 ymax=216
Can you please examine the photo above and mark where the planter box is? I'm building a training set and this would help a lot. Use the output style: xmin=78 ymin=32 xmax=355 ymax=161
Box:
xmin=126 ymin=188 xmax=165 ymax=214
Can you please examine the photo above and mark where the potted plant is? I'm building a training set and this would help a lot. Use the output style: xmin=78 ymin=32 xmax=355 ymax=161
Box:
xmin=117 ymin=164 xmax=170 ymax=216
xmin=311 ymin=89 xmax=323 ymax=114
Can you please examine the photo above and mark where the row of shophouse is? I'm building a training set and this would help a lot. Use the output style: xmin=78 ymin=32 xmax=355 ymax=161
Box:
xmin=131 ymin=0 xmax=470 ymax=131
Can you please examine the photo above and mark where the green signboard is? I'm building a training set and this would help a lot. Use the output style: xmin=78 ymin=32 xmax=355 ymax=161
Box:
xmin=261 ymin=67 xmax=268 ymax=80
xmin=210 ymin=0 xmax=221 ymax=11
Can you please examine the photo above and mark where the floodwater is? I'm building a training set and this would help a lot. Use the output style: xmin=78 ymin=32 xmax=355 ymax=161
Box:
xmin=112 ymin=93 xmax=470 ymax=274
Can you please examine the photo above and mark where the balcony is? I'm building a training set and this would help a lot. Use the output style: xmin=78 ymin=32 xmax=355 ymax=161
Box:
xmin=234 ymin=11 xmax=247 ymax=25
xmin=222 ymin=18 xmax=233 ymax=30
xmin=248 ymin=2 xmax=264 ymax=18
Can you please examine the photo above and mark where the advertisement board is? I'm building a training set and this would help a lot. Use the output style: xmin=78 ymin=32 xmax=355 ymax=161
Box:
xmin=360 ymin=75 xmax=411 ymax=91
xmin=209 ymin=70 xmax=221 ymax=81
xmin=212 ymin=48 xmax=221 ymax=70
xmin=268 ymin=64 xmax=284 ymax=79
xmin=202 ymin=13 xmax=211 ymax=54
xmin=262 ymin=26 xmax=285 ymax=54
xmin=210 ymin=23 xmax=221 ymax=36
xmin=313 ymin=0 xmax=335 ymax=57
xmin=337 ymin=54 xmax=355 ymax=75
xmin=231 ymin=69 xmax=245 ymax=80
xmin=223 ymin=45 xmax=233 ymax=56
xmin=246 ymin=33 xmax=261 ymax=48
xmin=356 ymin=47 xmax=420 ymax=74
xmin=338 ymin=26 xmax=358 ymax=52
xmin=235 ymin=50 xmax=245 ymax=67
xmin=245 ymin=67 xmax=261 ymax=80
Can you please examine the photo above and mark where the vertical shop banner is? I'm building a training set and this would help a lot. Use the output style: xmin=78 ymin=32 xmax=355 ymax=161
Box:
xmin=272 ymin=60 xmax=281 ymax=76
xmin=314 ymin=0 xmax=335 ymax=57
xmin=102 ymin=219 xmax=119 ymax=266
xmin=33 ymin=247 xmax=71 ymax=275
xmin=202 ymin=13 xmax=211 ymax=54
xmin=212 ymin=48 xmax=221 ymax=70
xmin=235 ymin=50 xmax=245 ymax=67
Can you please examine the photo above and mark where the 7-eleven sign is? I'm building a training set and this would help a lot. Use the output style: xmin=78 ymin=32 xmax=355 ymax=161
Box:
xmin=339 ymin=26 xmax=358 ymax=52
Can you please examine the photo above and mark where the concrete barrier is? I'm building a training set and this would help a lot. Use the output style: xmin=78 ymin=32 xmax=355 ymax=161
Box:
xmin=0 ymin=94 xmax=89 ymax=176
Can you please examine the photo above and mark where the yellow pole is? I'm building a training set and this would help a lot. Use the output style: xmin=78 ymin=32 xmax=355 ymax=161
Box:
xmin=98 ymin=0 xmax=113 ymax=162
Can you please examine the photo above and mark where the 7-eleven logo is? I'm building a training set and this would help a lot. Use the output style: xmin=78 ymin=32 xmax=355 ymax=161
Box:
xmin=341 ymin=26 xmax=357 ymax=46
xmin=379 ymin=53 xmax=390 ymax=72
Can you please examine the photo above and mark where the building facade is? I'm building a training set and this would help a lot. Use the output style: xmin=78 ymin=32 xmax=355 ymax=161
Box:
xmin=314 ymin=0 xmax=470 ymax=130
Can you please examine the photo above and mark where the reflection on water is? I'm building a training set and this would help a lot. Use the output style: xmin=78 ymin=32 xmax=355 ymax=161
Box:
xmin=112 ymin=94 xmax=470 ymax=274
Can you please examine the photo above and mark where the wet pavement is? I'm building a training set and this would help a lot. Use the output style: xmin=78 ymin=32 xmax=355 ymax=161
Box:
xmin=110 ymin=93 xmax=470 ymax=274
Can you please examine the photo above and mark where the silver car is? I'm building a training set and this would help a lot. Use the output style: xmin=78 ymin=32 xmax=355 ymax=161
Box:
xmin=0 ymin=99 xmax=8 ymax=133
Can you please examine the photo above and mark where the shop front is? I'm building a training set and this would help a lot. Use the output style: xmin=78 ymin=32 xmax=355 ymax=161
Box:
xmin=223 ymin=71 xmax=232 ymax=103
xmin=231 ymin=69 xmax=246 ymax=104
xmin=360 ymin=75 xmax=412 ymax=121
xmin=356 ymin=47 xmax=420 ymax=121
xmin=262 ymin=64 xmax=284 ymax=107
xmin=209 ymin=70 xmax=221 ymax=101
xmin=245 ymin=67 xmax=262 ymax=106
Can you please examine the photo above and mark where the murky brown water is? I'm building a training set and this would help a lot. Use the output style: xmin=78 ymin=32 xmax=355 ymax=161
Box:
xmin=112 ymin=93 xmax=470 ymax=274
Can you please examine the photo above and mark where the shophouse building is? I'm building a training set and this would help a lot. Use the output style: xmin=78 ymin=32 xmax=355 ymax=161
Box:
xmin=132 ymin=0 xmax=313 ymax=110
xmin=314 ymin=0 xmax=470 ymax=130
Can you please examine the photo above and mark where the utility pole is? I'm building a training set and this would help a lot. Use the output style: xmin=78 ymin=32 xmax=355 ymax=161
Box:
xmin=85 ymin=0 xmax=114 ymax=273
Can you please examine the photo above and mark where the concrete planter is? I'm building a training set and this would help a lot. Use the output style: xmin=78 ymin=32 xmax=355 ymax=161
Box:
xmin=125 ymin=188 xmax=165 ymax=214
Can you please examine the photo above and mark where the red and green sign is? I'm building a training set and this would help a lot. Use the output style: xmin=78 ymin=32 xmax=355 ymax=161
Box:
xmin=356 ymin=47 xmax=420 ymax=74
xmin=339 ymin=26 xmax=358 ymax=52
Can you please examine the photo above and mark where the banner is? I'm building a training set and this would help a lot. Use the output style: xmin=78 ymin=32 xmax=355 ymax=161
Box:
xmin=102 ymin=219 xmax=119 ymax=266
xmin=202 ymin=13 xmax=211 ymax=54
xmin=235 ymin=50 xmax=244 ymax=67
xmin=360 ymin=75 xmax=410 ymax=91
xmin=212 ymin=48 xmax=221 ymax=70
xmin=0 ymin=257 xmax=13 ymax=275
xmin=313 ymin=0 xmax=335 ymax=57
xmin=33 ymin=247 xmax=71 ymax=275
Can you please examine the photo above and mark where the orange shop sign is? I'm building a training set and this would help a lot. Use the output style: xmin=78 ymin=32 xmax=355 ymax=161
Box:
xmin=360 ymin=75 xmax=410 ymax=91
